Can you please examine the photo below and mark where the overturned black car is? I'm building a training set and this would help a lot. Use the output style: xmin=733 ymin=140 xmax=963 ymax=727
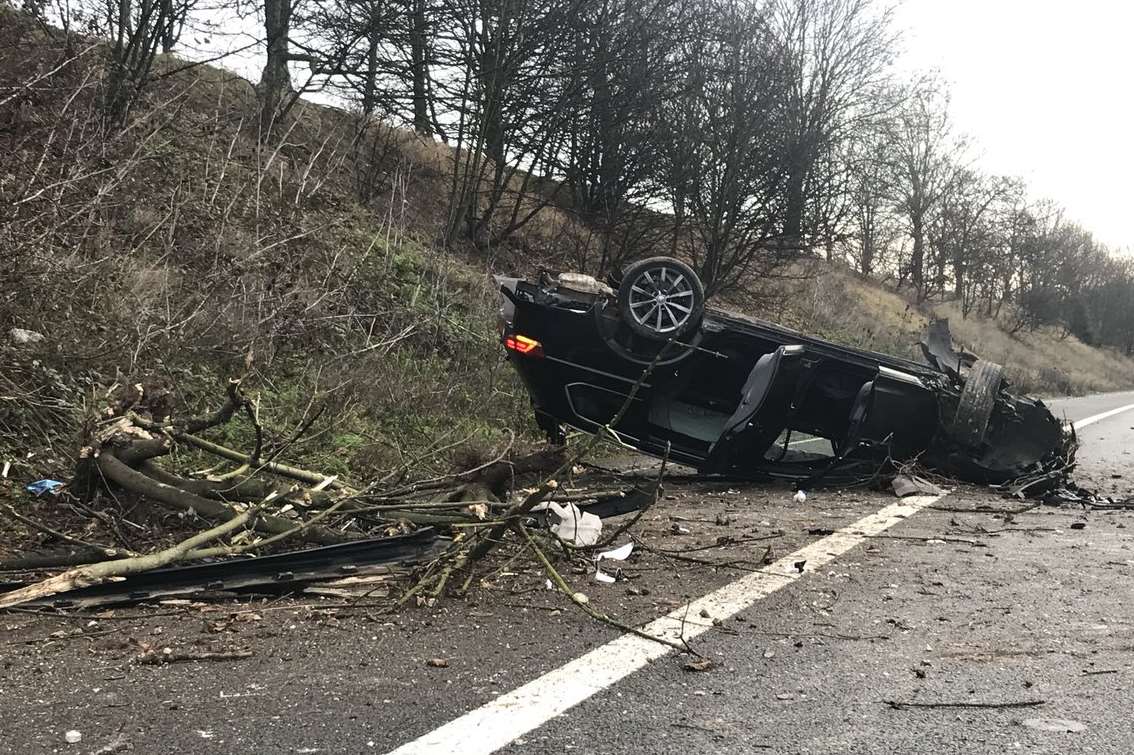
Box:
xmin=497 ymin=256 xmax=1073 ymax=488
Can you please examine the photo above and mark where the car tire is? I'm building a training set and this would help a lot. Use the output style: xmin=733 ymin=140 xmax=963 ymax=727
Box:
xmin=617 ymin=257 xmax=705 ymax=341
xmin=951 ymin=359 xmax=1004 ymax=448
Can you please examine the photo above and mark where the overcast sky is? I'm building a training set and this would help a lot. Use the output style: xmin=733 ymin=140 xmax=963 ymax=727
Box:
xmin=894 ymin=0 xmax=1133 ymax=252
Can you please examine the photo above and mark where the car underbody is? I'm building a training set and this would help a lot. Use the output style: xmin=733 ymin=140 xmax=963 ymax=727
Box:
xmin=497 ymin=258 xmax=1074 ymax=490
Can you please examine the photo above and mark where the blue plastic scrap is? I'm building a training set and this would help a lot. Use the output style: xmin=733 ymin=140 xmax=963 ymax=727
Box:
xmin=26 ymin=479 xmax=64 ymax=496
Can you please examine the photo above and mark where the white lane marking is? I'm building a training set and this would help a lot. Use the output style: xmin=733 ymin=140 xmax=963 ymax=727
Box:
xmin=386 ymin=494 xmax=945 ymax=755
xmin=1072 ymin=403 xmax=1134 ymax=431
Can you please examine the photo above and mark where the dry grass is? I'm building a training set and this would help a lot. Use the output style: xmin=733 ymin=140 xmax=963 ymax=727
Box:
xmin=751 ymin=263 xmax=1134 ymax=397
xmin=0 ymin=14 xmax=532 ymax=478
xmin=748 ymin=261 xmax=927 ymax=360
xmin=934 ymin=301 xmax=1134 ymax=396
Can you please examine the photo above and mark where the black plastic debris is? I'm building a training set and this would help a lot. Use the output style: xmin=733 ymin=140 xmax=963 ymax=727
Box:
xmin=0 ymin=528 xmax=441 ymax=609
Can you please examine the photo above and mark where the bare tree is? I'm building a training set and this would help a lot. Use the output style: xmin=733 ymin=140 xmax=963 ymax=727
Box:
xmin=770 ymin=0 xmax=896 ymax=252
xmin=885 ymin=79 xmax=964 ymax=301
xmin=258 ymin=0 xmax=296 ymax=137
xmin=658 ymin=0 xmax=790 ymax=295
xmin=556 ymin=0 xmax=688 ymax=271
xmin=68 ymin=0 xmax=198 ymax=128
xmin=435 ymin=0 xmax=587 ymax=248
xmin=841 ymin=113 xmax=899 ymax=277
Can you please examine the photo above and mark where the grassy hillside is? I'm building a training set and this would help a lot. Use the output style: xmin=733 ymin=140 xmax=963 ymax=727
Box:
xmin=758 ymin=263 xmax=1134 ymax=397
xmin=0 ymin=14 xmax=534 ymax=482
xmin=3 ymin=12 xmax=1132 ymax=484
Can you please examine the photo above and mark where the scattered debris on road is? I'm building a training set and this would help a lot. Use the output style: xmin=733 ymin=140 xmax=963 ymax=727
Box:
xmin=683 ymin=657 xmax=713 ymax=672
xmin=134 ymin=646 xmax=254 ymax=665
xmin=891 ymin=474 xmax=944 ymax=497
xmin=0 ymin=378 xmax=668 ymax=620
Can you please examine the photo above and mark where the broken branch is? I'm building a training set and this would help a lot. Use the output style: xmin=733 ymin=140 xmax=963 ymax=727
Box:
xmin=0 ymin=502 xmax=261 ymax=609
xmin=96 ymin=450 xmax=355 ymax=545
xmin=885 ymin=699 xmax=1045 ymax=711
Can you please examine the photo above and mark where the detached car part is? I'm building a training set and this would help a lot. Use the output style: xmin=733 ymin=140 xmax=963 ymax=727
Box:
xmin=497 ymin=258 xmax=1072 ymax=487
xmin=0 ymin=529 xmax=440 ymax=609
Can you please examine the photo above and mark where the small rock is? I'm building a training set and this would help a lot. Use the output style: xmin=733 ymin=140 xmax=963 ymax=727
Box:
xmin=572 ymin=592 xmax=589 ymax=605
xmin=793 ymin=490 xmax=807 ymax=503
xmin=426 ymin=658 xmax=449 ymax=668
xmin=776 ymin=692 xmax=794 ymax=700
xmin=684 ymin=657 xmax=713 ymax=672
xmin=1070 ymin=522 xmax=1086 ymax=530
xmin=10 ymin=327 xmax=44 ymax=345
xmin=64 ymin=730 xmax=82 ymax=744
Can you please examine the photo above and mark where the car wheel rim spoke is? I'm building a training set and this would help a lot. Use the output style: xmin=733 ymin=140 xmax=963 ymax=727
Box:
xmin=627 ymin=265 xmax=696 ymax=334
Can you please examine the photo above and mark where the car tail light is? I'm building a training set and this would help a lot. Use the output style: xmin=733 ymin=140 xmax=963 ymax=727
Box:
xmin=504 ymin=333 xmax=544 ymax=358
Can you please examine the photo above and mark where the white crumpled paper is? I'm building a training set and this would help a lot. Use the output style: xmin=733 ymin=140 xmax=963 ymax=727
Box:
xmin=542 ymin=501 xmax=603 ymax=547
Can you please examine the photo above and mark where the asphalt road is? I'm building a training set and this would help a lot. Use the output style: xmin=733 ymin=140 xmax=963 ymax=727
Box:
xmin=487 ymin=391 xmax=1134 ymax=755
xmin=3 ymin=392 xmax=1134 ymax=754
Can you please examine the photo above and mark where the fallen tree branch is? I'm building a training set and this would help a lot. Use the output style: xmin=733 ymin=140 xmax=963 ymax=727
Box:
xmin=114 ymin=437 xmax=173 ymax=467
xmin=95 ymin=450 xmax=355 ymax=545
xmin=135 ymin=648 xmax=253 ymax=665
xmin=138 ymin=460 xmax=273 ymax=502
xmin=136 ymin=424 xmax=356 ymax=493
xmin=399 ymin=352 xmax=667 ymax=602
xmin=0 ymin=548 xmax=134 ymax=572
xmin=518 ymin=522 xmax=695 ymax=653
xmin=181 ymin=379 xmax=246 ymax=434
xmin=885 ymin=699 xmax=1045 ymax=711
xmin=0 ymin=503 xmax=261 ymax=609
xmin=588 ymin=443 xmax=669 ymax=549
xmin=182 ymin=478 xmax=359 ymax=560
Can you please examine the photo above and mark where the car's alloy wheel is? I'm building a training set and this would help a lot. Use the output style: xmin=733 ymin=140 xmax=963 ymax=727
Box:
xmin=617 ymin=257 xmax=705 ymax=341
